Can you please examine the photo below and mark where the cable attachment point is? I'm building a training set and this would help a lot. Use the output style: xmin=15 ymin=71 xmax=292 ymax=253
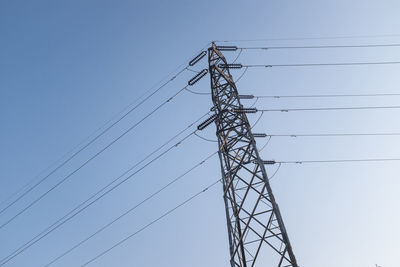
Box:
xmin=253 ymin=133 xmax=267 ymax=138
xmin=232 ymin=108 xmax=258 ymax=113
xmin=216 ymin=46 xmax=238 ymax=51
xmin=189 ymin=51 xmax=207 ymax=66
xmin=218 ymin=63 xmax=243 ymax=69
xmin=197 ymin=114 xmax=217 ymax=130
xmin=188 ymin=69 xmax=208 ymax=86
xmin=238 ymin=94 xmax=255 ymax=99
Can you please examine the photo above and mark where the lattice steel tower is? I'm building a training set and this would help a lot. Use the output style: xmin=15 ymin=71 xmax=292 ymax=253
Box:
xmin=207 ymin=42 xmax=298 ymax=267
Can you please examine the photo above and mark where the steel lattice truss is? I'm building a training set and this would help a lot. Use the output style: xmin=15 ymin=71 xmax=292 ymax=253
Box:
xmin=208 ymin=43 xmax=298 ymax=267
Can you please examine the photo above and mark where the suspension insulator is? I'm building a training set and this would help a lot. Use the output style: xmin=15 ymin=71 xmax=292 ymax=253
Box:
xmin=232 ymin=108 xmax=258 ymax=113
xmin=189 ymin=51 xmax=207 ymax=66
xmin=253 ymin=133 xmax=267 ymax=138
xmin=238 ymin=95 xmax=255 ymax=99
xmin=216 ymin=46 xmax=238 ymax=51
xmin=218 ymin=63 xmax=243 ymax=69
xmin=188 ymin=69 xmax=208 ymax=86
xmin=197 ymin=114 xmax=217 ymax=130
xmin=262 ymin=160 xmax=276 ymax=165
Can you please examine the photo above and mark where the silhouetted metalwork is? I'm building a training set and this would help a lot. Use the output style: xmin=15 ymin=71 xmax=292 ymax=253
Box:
xmin=207 ymin=42 xmax=298 ymax=267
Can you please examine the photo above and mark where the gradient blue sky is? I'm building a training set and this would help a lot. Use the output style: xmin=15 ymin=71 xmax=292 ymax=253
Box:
xmin=1 ymin=1 xmax=400 ymax=266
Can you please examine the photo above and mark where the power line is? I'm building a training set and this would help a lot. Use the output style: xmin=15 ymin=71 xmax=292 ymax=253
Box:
xmin=0 ymin=86 xmax=188 ymax=231
xmin=0 ymin=72 xmax=186 ymax=217
xmin=267 ymin=133 xmax=400 ymax=137
xmin=235 ymin=66 xmax=248 ymax=83
xmin=0 ymin=42 xmax=210 ymax=215
xmin=194 ymin=132 xmax=217 ymax=143
xmin=232 ymin=48 xmax=243 ymax=63
xmin=0 ymin=113 xmax=209 ymax=266
xmin=240 ymin=43 xmax=400 ymax=50
xmin=243 ymin=61 xmax=400 ymax=68
xmin=185 ymin=87 xmax=210 ymax=95
xmin=251 ymin=110 xmax=264 ymax=129
xmin=0 ymin=131 xmax=195 ymax=265
xmin=267 ymin=163 xmax=282 ymax=181
xmin=215 ymin=33 xmax=400 ymax=43
xmin=80 ymin=178 xmax=221 ymax=267
xmin=250 ymin=93 xmax=400 ymax=99
xmin=259 ymin=136 xmax=272 ymax=152
xmin=257 ymin=105 xmax=400 ymax=112
xmin=276 ymin=158 xmax=400 ymax=164
xmin=44 ymin=151 xmax=217 ymax=266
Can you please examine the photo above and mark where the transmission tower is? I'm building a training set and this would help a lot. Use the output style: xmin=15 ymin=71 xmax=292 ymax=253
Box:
xmin=205 ymin=42 xmax=298 ymax=267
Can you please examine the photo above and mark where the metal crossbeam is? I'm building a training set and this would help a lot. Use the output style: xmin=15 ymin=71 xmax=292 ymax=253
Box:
xmin=208 ymin=42 xmax=298 ymax=267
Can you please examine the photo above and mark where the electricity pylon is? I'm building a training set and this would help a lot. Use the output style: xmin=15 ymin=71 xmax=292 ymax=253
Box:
xmin=206 ymin=42 xmax=298 ymax=267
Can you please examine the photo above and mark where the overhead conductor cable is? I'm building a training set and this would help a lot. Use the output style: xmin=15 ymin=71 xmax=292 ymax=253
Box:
xmin=0 ymin=46 xmax=210 ymax=217
xmin=0 ymin=112 xmax=211 ymax=265
xmin=44 ymin=151 xmax=218 ymax=266
xmin=239 ymin=43 xmax=400 ymax=50
xmin=81 ymin=179 xmax=221 ymax=267
xmin=0 ymin=75 xmax=200 ymax=230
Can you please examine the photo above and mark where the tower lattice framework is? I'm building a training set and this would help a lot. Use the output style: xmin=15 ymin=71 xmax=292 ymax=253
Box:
xmin=208 ymin=42 xmax=298 ymax=267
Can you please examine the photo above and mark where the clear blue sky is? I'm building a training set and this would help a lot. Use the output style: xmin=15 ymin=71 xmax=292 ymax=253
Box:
xmin=1 ymin=0 xmax=400 ymax=266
